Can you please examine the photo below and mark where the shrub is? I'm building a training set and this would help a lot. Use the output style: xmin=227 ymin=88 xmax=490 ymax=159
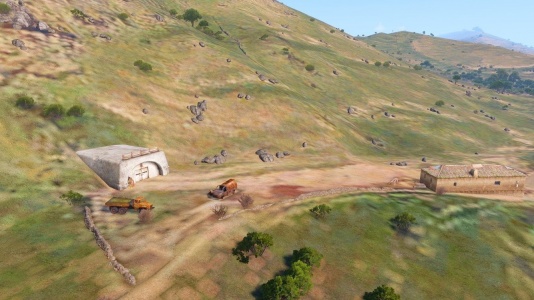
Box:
xmin=67 ymin=105 xmax=85 ymax=117
xmin=212 ymin=204 xmax=228 ymax=218
xmin=260 ymin=34 xmax=269 ymax=40
xmin=375 ymin=61 xmax=382 ymax=67
xmin=70 ymin=8 xmax=86 ymax=18
xmin=309 ymin=204 xmax=332 ymax=218
xmin=413 ymin=64 xmax=423 ymax=70
xmin=383 ymin=61 xmax=391 ymax=67
xmin=15 ymin=96 xmax=35 ymax=109
xmin=60 ymin=190 xmax=85 ymax=206
xmin=282 ymin=47 xmax=289 ymax=54
xmin=238 ymin=194 xmax=254 ymax=208
xmin=363 ymin=285 xmax=400 ymax=300
xmin=169 ymin=9 xmax=178 ymax=16
xmin=391 ymin=212 xmax=416 ymax=232
xmin=43 ymin=104 xmax=65 ymax=119
xmin=134 ymin=60 xmax=143 ymax=66
xmin=232 ymin=232 xmax=273 ymax=264
xmin=435 ymin=100 xmax=445 ymax=107
xmin=330 ymin=29 xmax=335 ymax=33
xmin=138 ymin=209 xmax=154 ymax=223
xmin=134 ymin=60 xmax=153 ymax=72
xmin=0 ymin=3 xmax=11 ymax=14
xmin=198 ymin=20 xmax=209 ymax=27
xmin=140 ymin=38 xmax=151 ymax=44
xmin=305 ymin=64 xmax=315 ymax=72
xmin=310 ymin=18 xmax=315 ymax=22
xmin=291 ymin=247 xmax=323 ymax=267
xmin=117 ymin=13 xmax=128 ymax=21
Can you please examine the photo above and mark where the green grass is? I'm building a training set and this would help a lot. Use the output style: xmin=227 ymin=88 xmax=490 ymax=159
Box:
xmin=199 ymin=193 xmax=534 ymax=299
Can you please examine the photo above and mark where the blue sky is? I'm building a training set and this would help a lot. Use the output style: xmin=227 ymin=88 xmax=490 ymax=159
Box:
xmin=281 ymin=0 xmax=534 ymax=47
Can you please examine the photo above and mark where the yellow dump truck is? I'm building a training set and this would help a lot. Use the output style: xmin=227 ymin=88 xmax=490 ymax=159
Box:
xmin=105 ymin=196 xmax=154 ymax=214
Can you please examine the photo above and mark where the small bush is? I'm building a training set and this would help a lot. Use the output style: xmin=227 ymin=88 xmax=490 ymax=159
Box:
xmin=212 ymin=204 xmax=228 ymax=218
xmin=134 ymin=60 xmax=153 ymax=72
xmin=282 ymin=47 xmax=289 ymax=54
xmin=310 ymin=18 xmax=315 ymax=22
xmin=43 ymin=104 xmax=65 ymax=119
xmin=305 ymin=64 xmax=315 ymax=72
xmin=238 ymin=194 xmax=254 ymax=208
xmin=0 ymin=3 xmax=11 ymax=14
xmin=260 ymin=34 xmax=269 ymax=40
xmin=117 ymin=13 xmax=128 ymax=21
xmin=375 ymin=61 xmax=382 ymax=67
xmin=176 ymin=14 xmax=184 ymax=20
xmin=15 ymin=96 xmax=35 ymax=109
xmin=140 ymin=38 xmax=151 ymax=44
xmin=67 ymin=105 xmax=85 ymax=117
xmin=60 ymin=190 xmax=85 ymax=206
xmin=340 ymin=29 xmax=344 ymax=32
xmin=435 ymin=100 xmax=445 ymax=107
xmin=330 ymin=29 xmax=335 ymax=33
xmin=383 ymin=61 xmax=391 ymax=67
xmin=138 ymin=209 xmax=154 ymax=223
xmin=169 ymin=9 xmax=178 ymax=16
xmin=70 ymin=8 xmax=86 ymax=18
xmin=198 ymin=20 xmax=209 ymax=27
xmin=134 ymin=60 xmax=143 ymax=66
xmin=310 ymin=204 xmax=332 ymax=218
xmin=413 ymin=65 xmax=422 ymax=70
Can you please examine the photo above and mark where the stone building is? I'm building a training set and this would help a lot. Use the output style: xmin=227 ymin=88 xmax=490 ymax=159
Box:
xmin=420 ymin=164 xmax=527 ymax=194
xmin=77 ymin=145 xmax=170 ymax=190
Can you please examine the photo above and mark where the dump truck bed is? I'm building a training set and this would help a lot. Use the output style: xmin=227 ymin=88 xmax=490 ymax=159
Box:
xmin=105 ymin=197 xmax=132 ymax=207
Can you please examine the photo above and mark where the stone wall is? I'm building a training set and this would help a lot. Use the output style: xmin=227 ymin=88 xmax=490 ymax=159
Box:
xmin=83 ymin=207 xmax=136 ymax=285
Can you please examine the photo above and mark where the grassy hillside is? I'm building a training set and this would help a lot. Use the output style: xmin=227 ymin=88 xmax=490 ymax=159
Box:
xmin=0 ymin=0 xmax=533 ymax=298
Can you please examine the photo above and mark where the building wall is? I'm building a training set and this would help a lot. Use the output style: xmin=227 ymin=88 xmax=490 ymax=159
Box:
xmin=118 ymin=152 xmax=170 ymax=190
xmin=420 ymin=170 xmax=526 ymax=194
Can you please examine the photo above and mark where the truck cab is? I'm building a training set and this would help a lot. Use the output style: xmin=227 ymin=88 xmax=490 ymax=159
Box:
xmin=209 ymin=179 xmax=237 ymax=199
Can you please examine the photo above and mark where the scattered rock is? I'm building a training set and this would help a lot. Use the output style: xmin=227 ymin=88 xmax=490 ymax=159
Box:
xmin=347 ymin=106 xmax=356 ymax=114
xmin=259 ymin=153 xmax=274 ymax=162
xmin=259 ymin=74 xmax=267 ymax=81
xmin=11 ymin=39 xmax=26 ymax=50
xmin=268 ymin=78 xmax=278 ymax=84
xmin=99 ymin=33 xmax=111 ymax=40
xmin=451 ymin=104 xmax=455 ymax=107
xmin=194 ymin=94 xmax=199 ymax=98
xmin=475 ymin=152 xmax=479 ymax=155
xmin=196 ymin=113 xmax=205 ymax=121
xmin=221 ymin=150 xmax=228 ymax=157
xmin=194 ymin=160 xmax=199 ymax=165
xmin=276 ymin=152 xmax=285 ymax=158
xmin=191 ymin=117 xmax=199 ymax=124
xmin=266 ymin=20 xmax=271 ymax=25
xmin=504 ymin=128 xmax=511 ymax=132
xmin=283 ymin=151 xmax=290 ymax=156
xmin=333 ymin=70 xmax=339 ymax=75
xmin=422 ymin=157 xmax=427 ymax=162
xmin=255 ymin=149 xmax=267 ymax=155
xmin=142 ymin=108 xmax=148 ymax=114
xmin=245 ymin=95 xmax=251 ymax=100
xmin=473 ymin=110 xmax=478 ymax=114
xmin=91 ymin=31 xmax=98 ymax=37
xmin=391 ymin=114 xmax=396 ymax=118
xmin=87 ymin=17 xmax=95 ymax=23
xmin=199 ymin=42 xmax=205 ymax=47
xmin=395 ymin=161 xmax=408 ymax=166
xmin=237 ymin=93 xmax=244 ymax=98
xmin=201 ymin=156 xmax=215 ymax=164
xmin=197 ymin=100 xmax=207 ymax=111
xmin=302 ymin=142 xmax=307 ymax=148
xmin=227 ymin=58 xmax=232 ymax=62
xmin=38 ymin=21 xmax=49 ymax=31
xmin=371 ymin=115 xmax=375 ymax=119
xmin=384 ymin=112 xmax=390 ymax=117
xmin=155 ymin=14 xmax=164 ymax=22
xmin=214 ymin=155 xmax=223 ymax=164
xmin=189 ymin=105 xmax=199 ymax=115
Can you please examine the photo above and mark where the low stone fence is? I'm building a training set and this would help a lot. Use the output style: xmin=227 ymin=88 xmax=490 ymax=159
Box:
xmin=84 ymin=206 xmax=136 ymax=285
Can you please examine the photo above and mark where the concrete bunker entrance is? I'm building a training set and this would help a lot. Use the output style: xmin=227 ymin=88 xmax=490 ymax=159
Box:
xmin=130 ymin=161 xmax=162 ymax=184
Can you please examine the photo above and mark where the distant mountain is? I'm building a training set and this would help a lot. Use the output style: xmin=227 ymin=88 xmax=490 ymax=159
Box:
xmin=440 ymin=27 xmax=534 ymax=55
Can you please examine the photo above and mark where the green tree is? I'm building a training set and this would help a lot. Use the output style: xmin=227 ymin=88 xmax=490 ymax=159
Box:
xmin=198 ymin=20 xmax=209 ymax=27
xmin=375 ymin=61 xmax=382 ymax=67
xmin=260 ymin=34 xmax=269 ymax=40
xmin=292 ymin=247 xmax=323 ymax=267
xmin=309 ymin=204 xmax=332 ymax=218
xmin=43 ymin=104 xmax=65 ymax=119
xmin=232 ymin=232 xmax=273 ymax=263
xmin=391 ymin=212 xmax=416 ymax=232
xmin=15 ymin=96 xmax=35 ymax=109
xmin=60 ymin=190 xmax=85 ymax=206
xmin=0 ymin=3 xmax=11 ymax=14
xmin=260 ymin=275 xmax=300 ymax=300
xmin=363 ymin=285 xmax=401 ymax=300
xmin=139 ymin=62 xmax=152 ymax=72
xmin=452 ymin=74 xmax=461 ymax=83
xmin=305 ymin=64 xmax=315 ymax=72
xmin=435 ymin=100 xmax=445 ymax=107
xmin=67 ymin=105 xmax=85 ymax=117
xmin=183 ymin=8 xmax=202 ymax=27
xmin=330 ymin=29 xmax=335 ymax=33
xmin=286 ymin=260 xmax=312 ymax=295
xmin=169 ymin=9 xmax=178 ymax=16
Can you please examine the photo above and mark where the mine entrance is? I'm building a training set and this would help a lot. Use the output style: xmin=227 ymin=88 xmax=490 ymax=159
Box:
xmin=134 ymin=165 xmax=149 ymax=182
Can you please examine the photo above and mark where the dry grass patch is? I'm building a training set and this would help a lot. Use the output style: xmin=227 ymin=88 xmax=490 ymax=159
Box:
xmin=196 ymin=278 xmax=221 ymax=298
